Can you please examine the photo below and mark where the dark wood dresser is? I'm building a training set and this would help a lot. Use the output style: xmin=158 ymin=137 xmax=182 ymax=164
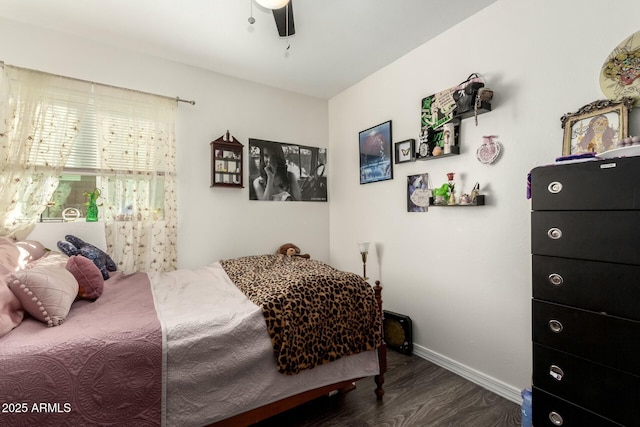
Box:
xmin=530 ymin=156 xmax=640 ymax=427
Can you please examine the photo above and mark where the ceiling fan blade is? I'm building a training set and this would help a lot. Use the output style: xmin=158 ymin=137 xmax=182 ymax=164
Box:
xmin=272 ymin=1 xmax=295 ymax=37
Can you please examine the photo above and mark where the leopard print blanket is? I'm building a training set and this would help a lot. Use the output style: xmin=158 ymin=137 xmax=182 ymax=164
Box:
xmin=220 ymin=255 xmax=383 ymax=375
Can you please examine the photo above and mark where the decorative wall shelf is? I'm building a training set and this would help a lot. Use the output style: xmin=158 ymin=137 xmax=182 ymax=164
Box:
xmin=453 ymin=101 xmax=492 ymax=121
xmin=419 ymin=146 xmax=460 ymax=160
xmin=210 ymin=131 xmax=244 ymax=188
xmin=429 ymin=195 xmax=485 ymax=207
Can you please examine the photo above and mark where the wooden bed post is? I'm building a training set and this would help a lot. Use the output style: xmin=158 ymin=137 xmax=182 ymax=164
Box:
xmin=374 ymin=280 xmax=387 ymax=400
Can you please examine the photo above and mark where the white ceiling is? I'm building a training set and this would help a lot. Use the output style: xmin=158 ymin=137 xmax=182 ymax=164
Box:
xmin=0 ymin=0 xmax=496 ymax=99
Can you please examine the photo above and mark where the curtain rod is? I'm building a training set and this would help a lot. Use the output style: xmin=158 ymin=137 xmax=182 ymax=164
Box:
xmin=0 ymin=61 xmax=196 ymax=105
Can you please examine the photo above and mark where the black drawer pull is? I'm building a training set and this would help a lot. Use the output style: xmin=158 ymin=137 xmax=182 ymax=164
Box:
xmin=547 ymin=227 xmax=562 ymax=239
xmin=549 ymin=411 xmax=564 ymax=425
xmin=548 ymin=319 xmax=563 ymax=333
xmin=549 ymin=364 xmax=564 ymax=381
xmin=547 ymin=181 xmax=563 ymax=194
xmin=548 ymin=273 xmax=564 ymax=286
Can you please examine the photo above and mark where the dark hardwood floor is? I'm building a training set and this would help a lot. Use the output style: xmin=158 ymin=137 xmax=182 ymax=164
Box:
xmin=254 ymin=350 xmax=521 ymax=427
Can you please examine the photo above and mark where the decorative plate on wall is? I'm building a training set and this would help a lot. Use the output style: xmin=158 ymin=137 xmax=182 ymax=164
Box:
xmin=476 ymin=135 xmax=502 ymax=164
xmin=600 ymin=30 xmax=640 ymax=106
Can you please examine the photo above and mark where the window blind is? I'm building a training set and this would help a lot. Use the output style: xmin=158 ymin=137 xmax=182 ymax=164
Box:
xmin=17 ymin=87 xmax=166 ymax=174
xmin=11 ymin=86 xmax=91 ymax=169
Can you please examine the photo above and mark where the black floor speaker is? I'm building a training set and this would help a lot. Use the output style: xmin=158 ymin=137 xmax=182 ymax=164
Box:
xmin=383 ymin=310 xmax=413 ymax=355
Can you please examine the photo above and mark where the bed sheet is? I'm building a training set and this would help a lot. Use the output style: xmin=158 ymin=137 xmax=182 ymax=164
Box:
xmin=149 ymin=261 xmax=380 ymax=427
xmin=0 ymin=272 xmax=162 ymax=426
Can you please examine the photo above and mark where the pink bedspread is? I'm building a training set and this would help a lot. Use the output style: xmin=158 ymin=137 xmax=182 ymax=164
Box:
xmin=0 ymin=272 xmax=162 ymax=426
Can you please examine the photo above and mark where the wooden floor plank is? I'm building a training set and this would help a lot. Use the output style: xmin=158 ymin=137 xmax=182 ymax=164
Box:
xmin=254 ymin=350 xmax=521 ymax=426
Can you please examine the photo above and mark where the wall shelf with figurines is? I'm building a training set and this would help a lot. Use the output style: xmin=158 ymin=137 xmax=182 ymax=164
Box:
xmin=429 ymin=194 xmax=485 ymax=207
xmin=429 ymin=174 xmax=486 ymax=207
xmin=417 ymin=73 xmax=493 ymax=160
xmin=420 ymin=146 xmax=460 ymax=160
xmin=210 ymin=130 xmax=244 ymax=188
xmin=417 ymin=121 xmax=460 ymax=160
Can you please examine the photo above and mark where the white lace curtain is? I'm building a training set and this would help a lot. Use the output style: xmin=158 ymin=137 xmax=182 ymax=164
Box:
xmin=0 ymin=65 xmax=178 ymax=273
xmin=94 ymin=86 xmax=178 ymax=273
xmin=0 ymin=66 xmax=91 ymax=237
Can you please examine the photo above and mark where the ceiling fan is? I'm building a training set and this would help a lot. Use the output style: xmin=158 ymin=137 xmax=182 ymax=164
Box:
xmin=255 ymin=0 xmax=295 ymax=37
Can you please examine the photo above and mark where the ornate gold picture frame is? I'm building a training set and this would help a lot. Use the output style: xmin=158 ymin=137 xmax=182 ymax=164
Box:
xmin=560 ymin=98 xmax=633 ymax=155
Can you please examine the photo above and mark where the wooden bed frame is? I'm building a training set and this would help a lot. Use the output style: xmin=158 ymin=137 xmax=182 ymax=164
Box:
xmin=209 ymin=280 xmax=387 ymax=427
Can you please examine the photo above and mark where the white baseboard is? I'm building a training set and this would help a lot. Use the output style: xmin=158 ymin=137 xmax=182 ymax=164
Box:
xmin=412 ymin=344 xmax=522 ymax=404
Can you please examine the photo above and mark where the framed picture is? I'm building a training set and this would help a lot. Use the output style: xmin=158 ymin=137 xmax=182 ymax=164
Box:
xmin=395 ymin=139 xmax=416 ymax=164
xmin=359 ymin=121 xmax=393 ymax=184
xmin=407 ymin=173 xmax=430 ymax=212
xmin=248 ymin=139 xmax=327 ymax=202
xmin=560 ymin=98 xmax=633 ymax=155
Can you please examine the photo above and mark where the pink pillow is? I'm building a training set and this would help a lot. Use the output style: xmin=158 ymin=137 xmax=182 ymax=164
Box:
xmin=0 ymin=279 xmax=24 ymax=337
xmin=0 ymin=238 xmax=50 ymax=335
xmin=7 ymin=252 xmax=78 ymax=327
xmin=0 ymin=238 xmax=47 ymax=274
xmin=66 ymin=255 xmax=104 ymax=300
xmin=0 ymin=236 xmax=20 ymax=275
xmin=15 ymin=240 xmax=47 ymax=266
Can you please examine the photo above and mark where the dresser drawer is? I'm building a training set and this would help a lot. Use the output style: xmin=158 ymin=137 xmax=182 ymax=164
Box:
xmin=531 ymin=156 xmax=640 ymax=211
xmin=533 ymin=300 xmax=640 ymax=376
xmin=532 ymin=255 xmax=640 ymax=321
xmin=531 ymin=211 xmax=640 ymax=265
xmin=532 ymin=387 xmax=623 ymax=427
xmin=533 ymin=344 xmax=640 ymax=426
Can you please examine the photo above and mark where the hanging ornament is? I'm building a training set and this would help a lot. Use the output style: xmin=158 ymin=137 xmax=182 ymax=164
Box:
xmin=476 ymin=135 xmax=502 ymax=164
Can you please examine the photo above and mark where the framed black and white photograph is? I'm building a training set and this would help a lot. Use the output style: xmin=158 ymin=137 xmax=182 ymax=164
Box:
xmin=249 ymin=139 xmax=327 ymax=202
xmin=359 ymin=120 xmax=393 ymax=184
xmin=395 ymin=139 xmax=416 ymax=164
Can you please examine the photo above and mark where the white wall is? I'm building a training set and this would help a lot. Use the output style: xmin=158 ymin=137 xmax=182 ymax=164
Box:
xmin=328 ymin=0 xmax=640 ymax=401
xmin=0 ymin=17 xmax=330 ymax=268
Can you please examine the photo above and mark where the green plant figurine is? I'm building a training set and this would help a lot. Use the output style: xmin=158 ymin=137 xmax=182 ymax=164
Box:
xmin=84 ymin=188 xmax=101 ymax=222
xmin=433 ymin=183 xmax=450 ymax=205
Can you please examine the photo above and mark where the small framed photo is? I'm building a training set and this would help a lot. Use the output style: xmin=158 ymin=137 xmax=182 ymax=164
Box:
xmin=407 ymin=173 xmax=430 ymax=212
xmin=395 ymin=139 xmax=416 ymax=164
xmin=359 ymin=120 xmax=393 ymax=184
xmin=560 ymin=98 xmax=633 ymax=155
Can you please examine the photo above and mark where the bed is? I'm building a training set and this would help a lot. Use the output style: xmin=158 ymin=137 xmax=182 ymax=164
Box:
xmin=0 ymin=238 xmax=386 ymax=427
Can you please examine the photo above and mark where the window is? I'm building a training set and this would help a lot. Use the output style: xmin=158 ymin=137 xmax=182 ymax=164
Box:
xmin=42 ymin=174 xmax=97 ymax=220
xmin=39 ymin=102 xmax=167 ymax=221
xmin=1 ymin=64 xmax=177 ymax=272
xmin=39 ymin=104 xmax=99 ymax=220
xmin=3 ymin=71 xmax=93 ymax=226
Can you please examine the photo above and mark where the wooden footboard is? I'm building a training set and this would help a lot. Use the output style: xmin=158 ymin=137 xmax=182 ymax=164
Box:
xmin=208 ymin=280 xmax=387 ymax=427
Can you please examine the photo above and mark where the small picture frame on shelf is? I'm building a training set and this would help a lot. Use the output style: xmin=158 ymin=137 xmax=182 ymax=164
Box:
xmin=395 ymin=139 xmax=416 ymax=164
xmin=560 ymin=98 xmax=633 ymax=155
